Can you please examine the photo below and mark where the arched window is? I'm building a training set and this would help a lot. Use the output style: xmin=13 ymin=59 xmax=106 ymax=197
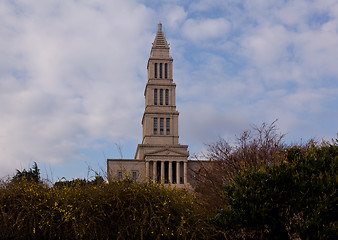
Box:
xmin=159 ymin=63 xmax=163 ymax=78
xmin=165 ymin=89 xmax=169 ymax=105
xmin=154 ymin=89 xmax=158 ymax=105
xmin=160 ymin=89 xmax=163 ymax=105
xmin=165 ymin=63 xmax=168 ymax=78
xmin=154 ymin=63 xmax=157 ymax=78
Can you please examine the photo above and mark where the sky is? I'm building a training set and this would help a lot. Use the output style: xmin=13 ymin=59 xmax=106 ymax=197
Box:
xmin=1 ymin=0 xmax=337 ymax=182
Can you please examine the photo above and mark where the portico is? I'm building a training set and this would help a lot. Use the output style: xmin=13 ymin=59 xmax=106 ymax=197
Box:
xmin=145 ymin=160 xmax=188 ymax=184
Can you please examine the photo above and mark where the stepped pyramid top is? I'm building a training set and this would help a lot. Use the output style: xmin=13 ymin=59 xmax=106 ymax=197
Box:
xmin=152 ymin=22 xmax=169 ymax=49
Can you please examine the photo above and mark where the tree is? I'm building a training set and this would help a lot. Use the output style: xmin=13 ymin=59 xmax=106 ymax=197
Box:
xmin=54 ymin=176 xmax=105 ymax=188
xmin=12 ymin=162 xmax=41 ymax=183
xmin=191 ymin=120 xmax=286 ymax=208
xmin=211 ymin=140 xmax=338 ymax=239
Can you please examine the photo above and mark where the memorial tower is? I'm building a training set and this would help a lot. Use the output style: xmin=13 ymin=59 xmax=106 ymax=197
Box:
xmin=108 ymin=23 xmax=189 ymax=186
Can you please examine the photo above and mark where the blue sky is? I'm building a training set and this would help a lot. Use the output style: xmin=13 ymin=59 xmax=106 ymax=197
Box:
xmin=1 ymin=0 xmax=337 ymax=181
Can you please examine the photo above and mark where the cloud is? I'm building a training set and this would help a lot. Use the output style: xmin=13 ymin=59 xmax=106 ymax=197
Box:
xmin=182 ymin=18 xmax=230 ymax=41
xmin=163 ymin=5 xmax=187 ymax=30
xmin=241 ymin=25 xmax=291 ymax=66
xmin=1 ymin=0 xmax=337 ymax=179
xmin=175 ymin=0 xmax=338 ymax=150
xmin=179 ymin=102 xmax=249 ymax=153
xmin=188 ymin=0 xmax=228 ymax=13
xmin=240 ymin=0 xmax=338 ymax=78
xmin=0 ymin=0 xmax=153 ymax=177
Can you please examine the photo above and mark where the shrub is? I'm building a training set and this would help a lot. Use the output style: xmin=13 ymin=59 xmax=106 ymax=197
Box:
xmin=191 ymin=120 xmax=286 ymax=208
xmin=211 ymin=140 xmax=338 ymax=239
xmin=0 ymin=179 xmax=212 ymax=240
xmin=11 ymin=162 xmax=41 ymax=183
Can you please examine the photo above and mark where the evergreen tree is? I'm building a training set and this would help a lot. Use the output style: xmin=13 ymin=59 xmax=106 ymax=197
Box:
xmin=12 ymin=162 xmax=41 ymax=183
xmin=211 ymin=140 xmax=338 ymax=239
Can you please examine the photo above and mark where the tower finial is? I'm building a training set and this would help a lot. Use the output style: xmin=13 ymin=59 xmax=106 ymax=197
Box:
xmin=152 ymin=22 xmax=169 ymax=49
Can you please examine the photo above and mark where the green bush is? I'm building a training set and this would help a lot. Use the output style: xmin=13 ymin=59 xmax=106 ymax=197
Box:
xmin=0 ymin=179 xmax=212 ymax=240
xmin=3 ymin=128 xmax=336 ymax=239
xmin=211 ymin=140 xmax=338 ymax=239
xmin=11 ymin=162 xmax=41 ymax=183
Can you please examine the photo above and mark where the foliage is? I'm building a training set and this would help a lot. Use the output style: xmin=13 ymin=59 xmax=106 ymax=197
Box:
xmin=211 ymin=140 xmax=338 ymax=239
xmin=192 ymin=120 xmax=286 ymax=208
xmin=0 ymin=178 xmax=212 ymax=240
xmin=54 ymin=176 xmax=105 ymax=188
xmin=11 ymin=162 xmax=41 ymax=183
xmin=2 ymin=124 xmax=336 ymax=239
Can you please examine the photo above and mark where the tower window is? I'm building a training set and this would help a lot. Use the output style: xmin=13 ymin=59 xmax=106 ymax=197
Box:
xmin=165 ymin=89 xmax=169 ymax=105
xmin=160 ymin=118 xmax=164 ymax=135
xmin=154 ymin=89 xmax=158 ymax=105
xmin=160 ymin=63 xmax=163 ymax=78
xmin=132 ymin=171 xmax=137 ymax=181
xmin=118 ymin=171 xmax=123 ymax=180
xmin=154 ymin=63 xmax=157 ymax=78
xmin=154 ymin=118 xmax=158 ymax=135
xmin=160 ymin=89 xmax=163 ymax=105
xmin=166 ymin=118 xmax=170 ymax=135
xmin=165 ymin=63 xmax=168 ymax=78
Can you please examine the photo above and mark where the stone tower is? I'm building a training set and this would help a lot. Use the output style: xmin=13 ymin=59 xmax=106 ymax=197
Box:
xmin=108 ymin=23 xmax=189 ymax=186
xmin=135 ymin=23 xmax=189 ymax=185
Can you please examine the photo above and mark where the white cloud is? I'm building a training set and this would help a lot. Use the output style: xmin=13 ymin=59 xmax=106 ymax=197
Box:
xmin=0 ymin=0 xmax=153 ymax=177
xmin=163 ymin=5 xmax=187 ymax=30
xmin=188 ymin=0 xmax=228 ymax=12
xmin=182 ymin=18 xmax=230 ymax=41
xmin=180 ymin=103 xmax=249 ymax=144
xmin=235 ymin=0 xmax=338 ymax=90
xmin=1 ymin=0 xmax=337 ymax=179
xmin=241 ymin=24 xmax=291 ymax=66
xmin=176 ymin=0 xmax=338 ymax=150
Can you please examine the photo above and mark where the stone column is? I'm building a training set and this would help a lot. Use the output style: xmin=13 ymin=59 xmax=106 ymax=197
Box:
xmin=176 ymin=161 xmax=180 ymax=184
xmin=169 ymin=161 xmax=172 ymax=184
xmin=153 ymin=161 xmax=156 ymax=183
xmin=161 ymin=161 xmax=165 ymax=183
xmin=145 ymin=161 xmax=149 ymax=180
xmin=184 ymin=161 xmax=187 ymax=184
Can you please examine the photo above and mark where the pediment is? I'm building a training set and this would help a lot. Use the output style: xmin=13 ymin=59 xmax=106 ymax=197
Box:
xmin=146 ymin=148 xmax=188 ymax=157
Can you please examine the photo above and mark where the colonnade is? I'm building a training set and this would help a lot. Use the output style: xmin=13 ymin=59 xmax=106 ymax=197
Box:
xmin=145 ymin=160 xmax=187 ymax=184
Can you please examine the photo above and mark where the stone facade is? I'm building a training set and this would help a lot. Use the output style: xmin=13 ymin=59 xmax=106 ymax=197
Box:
xmin=107 ymin=23 xmax=195 ymax=187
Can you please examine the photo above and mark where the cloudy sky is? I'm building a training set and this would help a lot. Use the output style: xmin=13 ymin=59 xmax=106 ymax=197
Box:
xmin=1 ymin=0 xmax=337 ymax=181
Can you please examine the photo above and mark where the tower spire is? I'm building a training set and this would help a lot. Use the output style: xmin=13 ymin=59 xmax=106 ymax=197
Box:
xmin=107 ymin=23 xmax=189 ymax=187
xmin=135 ymin=23 xmax=189 ymax=184
xmin=152 ymin=22 xmax=169 ymax=49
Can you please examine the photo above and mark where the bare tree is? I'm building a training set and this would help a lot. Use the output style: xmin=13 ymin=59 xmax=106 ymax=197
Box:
xmin=190 ymin=120 xmax=286 ymax=208
xmin=114 ymin=142 xmax=124 ymax=159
